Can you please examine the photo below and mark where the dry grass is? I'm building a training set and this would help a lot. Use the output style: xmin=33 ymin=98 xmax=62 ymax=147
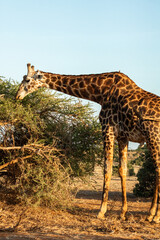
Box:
xmin=0 ymin=166 xmax=160 ymax=240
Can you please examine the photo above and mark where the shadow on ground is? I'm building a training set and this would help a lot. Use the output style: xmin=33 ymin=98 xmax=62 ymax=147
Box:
xmin=0 ymin=232 xmax=143 ymax=240
xmin=76 ymin=189 xmax=150 ymax=202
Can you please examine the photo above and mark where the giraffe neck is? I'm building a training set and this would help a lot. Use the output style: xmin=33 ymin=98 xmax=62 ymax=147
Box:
xmin=40 ymin=71 xmax=118 ymax=104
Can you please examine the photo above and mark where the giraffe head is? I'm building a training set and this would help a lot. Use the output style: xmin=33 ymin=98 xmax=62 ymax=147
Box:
xmin=16 ymin=63 xmax=46 ymax=100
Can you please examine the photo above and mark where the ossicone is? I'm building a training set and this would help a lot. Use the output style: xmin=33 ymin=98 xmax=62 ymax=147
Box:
xmin=27 ymin=63 xmax=35 ymax=73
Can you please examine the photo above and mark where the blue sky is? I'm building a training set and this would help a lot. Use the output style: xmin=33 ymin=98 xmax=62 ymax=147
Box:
xmin=1 ymin=0 xmax=160 ymax=148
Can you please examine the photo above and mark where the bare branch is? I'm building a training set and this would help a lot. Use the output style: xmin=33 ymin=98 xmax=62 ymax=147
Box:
xmin=0 ymin=122 xmax=9 ymax=126
xmin=0 ymin=146 xmax=22 ymax=150
xmin=0 ymin=144 xmax=63 ymax=162
xmin=0 ymin=155 xmax=33 ymax=170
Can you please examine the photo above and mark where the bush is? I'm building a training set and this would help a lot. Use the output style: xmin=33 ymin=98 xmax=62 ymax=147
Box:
xmin=128 ymin=162 xmax=135 ymax=176
xmin=0 ymin=78 xmax=103 ymax=208
xmin=133 ymin=145 xmax=156 ymax=197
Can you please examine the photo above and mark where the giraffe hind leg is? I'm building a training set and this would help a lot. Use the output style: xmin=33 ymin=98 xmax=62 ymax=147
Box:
xmin=151 ymin=167 xmax=160 ymax=223
xmin=145 ymin=121 xmax=160 ymax=223
xmin=118 ymin=139 xmax=128 ymax=220
xmin=147 ymin=171 xmax=158 ymax=222
xmin=151 ymin=176 xmax=160 ymax=223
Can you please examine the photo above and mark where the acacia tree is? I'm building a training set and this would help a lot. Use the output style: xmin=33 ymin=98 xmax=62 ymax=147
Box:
xmin=0 ymin=78 xmax=103 ymax=208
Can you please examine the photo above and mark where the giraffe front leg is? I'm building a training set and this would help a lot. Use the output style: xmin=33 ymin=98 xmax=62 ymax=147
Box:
xmin=118 ymin=139 xmax=128 ymax=220
xmin=97 ymin=128 xmax=114 ymax=219
xmin=152 ymin=168 xmax=160 ymax=223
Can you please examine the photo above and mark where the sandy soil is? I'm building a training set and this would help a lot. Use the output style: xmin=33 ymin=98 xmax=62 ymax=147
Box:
xmin=0 ymin=166 xmax=160 ymax=240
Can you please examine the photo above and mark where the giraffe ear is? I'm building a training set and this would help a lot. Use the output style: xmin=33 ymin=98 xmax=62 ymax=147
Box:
xmin=36 ymin=70 xmax=43 ymax=80
xmin=23 ymin=75 xmax=27 ymax=81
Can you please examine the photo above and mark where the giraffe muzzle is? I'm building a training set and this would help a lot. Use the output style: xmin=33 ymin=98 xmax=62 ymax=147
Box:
xmin=16 ymin=92 xmax=25 ymax=100
xmin=16 ymin=94 xmax=21 ymax=100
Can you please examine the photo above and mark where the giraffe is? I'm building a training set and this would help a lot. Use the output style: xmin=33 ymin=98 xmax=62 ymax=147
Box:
xmin=16 ymin=63 xmax=160 ymax=222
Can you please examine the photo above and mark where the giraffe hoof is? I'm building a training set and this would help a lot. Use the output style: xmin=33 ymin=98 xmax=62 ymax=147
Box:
xmin=146 ymin=215 xmax=154 ymax=222
xmin=120 ymin=216 xmax=126 ymax=221
xmin=97 ymin=212 xmax=105 ymax=219
xmin=120 ymin=213 xmax=126 ymax=221
xmin=152 ymin=216 xmax=160 ymax=224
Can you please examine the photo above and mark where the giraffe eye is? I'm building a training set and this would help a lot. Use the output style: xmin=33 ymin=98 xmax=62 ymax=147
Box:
xmin=37 ymin=75 xmax=41 ymax=79
xmin=26 ymin=79 xmax=30 ymax=83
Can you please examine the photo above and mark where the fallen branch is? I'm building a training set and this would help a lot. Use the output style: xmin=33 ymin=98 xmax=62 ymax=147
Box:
xmin=0 ymin=145 xmax=45 ymax=159
xmin=0 ymin=146 xmax=22 ymax=150
xmin=0 ymin=144 xmax=63 ymax=162
xmin=0 ymin=155 xmax=33 ymax=170
xmin=0 ymin=144 xmax=68 ymax=171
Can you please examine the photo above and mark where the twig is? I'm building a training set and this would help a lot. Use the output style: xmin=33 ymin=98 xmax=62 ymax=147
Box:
xmin=0 ymin=122 xmax=9 ymax=126
xmin=0 ymin=146 xmax=22 ymax=150
xmin=0 ymin=119 xmax=18 ymax=126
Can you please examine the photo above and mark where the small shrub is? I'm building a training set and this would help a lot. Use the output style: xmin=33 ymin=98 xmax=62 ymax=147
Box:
xmin=128 ymin=167 xmax=135 ymax=176
xmin=128 ymin=162 xmax=135 ymax=176
xmin=17 ymin=151 xmax=74 ymax=209
xmin=133 ymin=146 xmax=156 ymax=197
xmin=112 ymin=165 xmax=119 ymax=176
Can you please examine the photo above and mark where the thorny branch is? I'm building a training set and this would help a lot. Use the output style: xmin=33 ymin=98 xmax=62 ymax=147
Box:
xmin=0 ymin=155 xmax=33 ymax=170
xmin=0 ymin=143 xmax=68 ymax=171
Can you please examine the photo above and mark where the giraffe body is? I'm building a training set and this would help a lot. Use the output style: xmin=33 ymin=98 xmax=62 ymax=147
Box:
xmin=16 ymin=64 xmax=160 ymax=222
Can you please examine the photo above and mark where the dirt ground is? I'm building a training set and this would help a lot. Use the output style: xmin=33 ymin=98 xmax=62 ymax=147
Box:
xmin=0 ymin=166 xmax=160 ymax=240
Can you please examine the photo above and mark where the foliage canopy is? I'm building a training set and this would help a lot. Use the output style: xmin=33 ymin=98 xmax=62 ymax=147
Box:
xmin=0 ymin=78 xmax=103 ymax=208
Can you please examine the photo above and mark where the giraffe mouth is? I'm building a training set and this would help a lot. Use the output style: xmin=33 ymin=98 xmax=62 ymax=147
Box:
xmin=16 ymin=92 xmax=25 ymax=100
xmin=16 ymin=94 xmax=22 ymax=100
